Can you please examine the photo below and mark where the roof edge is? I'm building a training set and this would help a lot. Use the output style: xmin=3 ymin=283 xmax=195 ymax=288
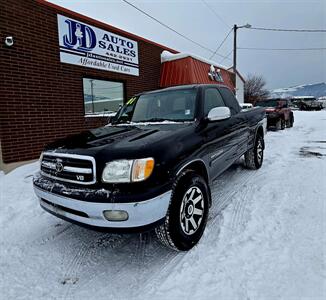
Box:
xmin=161 ymin=51 xmax=229 ymax=71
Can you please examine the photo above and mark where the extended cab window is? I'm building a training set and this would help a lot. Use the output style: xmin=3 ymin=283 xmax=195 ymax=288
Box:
xmin=219 ymin=87 xmax=241 ymax=115
xmin=204 ymin=88 xmax=226 ymax=115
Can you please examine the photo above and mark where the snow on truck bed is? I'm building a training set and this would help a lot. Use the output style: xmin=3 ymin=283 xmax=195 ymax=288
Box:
xmin=0 ymin=111 xmax=325 ymax=300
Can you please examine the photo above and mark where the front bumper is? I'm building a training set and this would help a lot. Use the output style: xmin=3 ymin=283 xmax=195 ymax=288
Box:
xmin=34 ymin=186 xmax=171 ymax=231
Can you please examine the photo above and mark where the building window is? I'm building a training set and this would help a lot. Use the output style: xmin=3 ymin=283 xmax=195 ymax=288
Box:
xmin=83 ymin=78 xmax=124 ymax=115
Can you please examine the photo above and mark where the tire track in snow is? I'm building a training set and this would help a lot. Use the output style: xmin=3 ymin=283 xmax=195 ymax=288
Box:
xmin=61 ymin=240 xmax=91 ymax=299
xmin=229 ymin=175 xmax=255 ymax=234
xmin=209 ymin=166 xmax=255 ymax=230
xmin=62 ymin=232 xmax=154 ymax=300
xmin=33 ymin=223 xmax=74 ymax=246
xmin=60 ymin=233 xmax=132 ymax=300
xmin=139 ymin=249 xmax=186 ymax=298
xmin=126 ymin=233 xmax=186 ymax=299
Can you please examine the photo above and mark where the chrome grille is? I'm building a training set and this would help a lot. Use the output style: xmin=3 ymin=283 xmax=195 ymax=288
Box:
xmin=40 ymin=152 xmax=96 ymax=185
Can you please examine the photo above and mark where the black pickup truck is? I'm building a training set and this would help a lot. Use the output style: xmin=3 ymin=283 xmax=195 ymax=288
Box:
xmin=33 ymin=84 xmax=265 ymax=251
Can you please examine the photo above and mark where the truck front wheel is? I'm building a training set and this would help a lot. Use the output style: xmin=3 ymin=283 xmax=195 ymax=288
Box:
xmin=155 ymin=170 xmax=209 ymax=251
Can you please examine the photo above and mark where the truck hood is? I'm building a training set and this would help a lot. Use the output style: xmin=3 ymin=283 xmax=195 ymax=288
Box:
xmin=44 ymin=122 xmax=195 ymax=161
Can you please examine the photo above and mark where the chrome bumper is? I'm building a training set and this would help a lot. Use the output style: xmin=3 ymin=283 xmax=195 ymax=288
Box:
xmin=34 ymin=187 xmax=171 ymax=228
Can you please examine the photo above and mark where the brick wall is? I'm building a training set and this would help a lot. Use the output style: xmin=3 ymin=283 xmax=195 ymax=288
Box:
xmin=0 ymin=0 xmax=176 ymax=164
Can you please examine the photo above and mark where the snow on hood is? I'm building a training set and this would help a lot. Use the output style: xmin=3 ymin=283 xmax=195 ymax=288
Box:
xmin=107 ymin=120 xmax=193 ymax=127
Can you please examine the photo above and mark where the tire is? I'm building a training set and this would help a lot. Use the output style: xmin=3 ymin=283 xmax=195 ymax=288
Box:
xmin=289 ymin=114 xmax=294 ymax=127
xmin=275 ymin=119 xmax=282 ymax=130
xmin=281 ymin=119 xmax=285 ymax=130
xmin=244 ymin=133 xmax=264 ymax=170
xmin=155 ymin=170 xmax=209 ymax=251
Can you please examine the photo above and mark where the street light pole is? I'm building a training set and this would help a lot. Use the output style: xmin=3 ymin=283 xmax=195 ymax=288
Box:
xmin=233 ymin=23 xmax=251 ymax=90
xmin=233 ymin=24 xmax=238 ymax=87
xmin=90 ymin=79 xmax=95 ymax=113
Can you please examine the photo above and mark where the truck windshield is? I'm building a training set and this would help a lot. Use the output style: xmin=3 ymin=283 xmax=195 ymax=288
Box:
xmin=114 ymin=89 xmax=197 ymax=124
xmin=256 ymin=100 xmax=279 ymax=107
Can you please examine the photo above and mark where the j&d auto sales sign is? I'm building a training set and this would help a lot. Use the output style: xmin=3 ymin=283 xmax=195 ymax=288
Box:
xmin=57 ymin=15 xmax=139 ymax=76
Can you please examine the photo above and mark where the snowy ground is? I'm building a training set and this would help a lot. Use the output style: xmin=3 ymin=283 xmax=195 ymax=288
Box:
xmin=1 ymin=111 xmax=325 ymax=300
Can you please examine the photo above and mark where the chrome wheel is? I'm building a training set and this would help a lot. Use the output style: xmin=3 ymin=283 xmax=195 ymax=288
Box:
xmin=257 ymin=139 xmax=263 ymax=164
xmin=180 ymin=186 xmax=204 ymax=235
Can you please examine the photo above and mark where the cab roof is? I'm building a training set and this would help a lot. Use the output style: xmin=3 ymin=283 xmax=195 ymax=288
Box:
xmin=138 ymin=84 xmax=231 ymax=96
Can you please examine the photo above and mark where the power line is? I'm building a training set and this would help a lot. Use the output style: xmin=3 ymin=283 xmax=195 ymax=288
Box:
xmin=248 ymin=27 xmax=326 ymax=32
xmin=209 ymin=28 xmax=233 ymax=59
xmin=201 ymin=0 xmax=230 ymax=28
xmin=238 ymin=47 xmax=326 ymax=51
xmin=219 ymin=49 xmax=233 ymax=64
xmin=121 ymin=0 xmax=231 ymax=60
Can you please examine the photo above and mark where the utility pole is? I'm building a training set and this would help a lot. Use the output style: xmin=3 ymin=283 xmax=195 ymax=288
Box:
xmin=90 ymin=79 xmax=95 ymax=113
xmin=233 ymin=23 xmax=252 ymax=90
xmin=233 ymin=24 xmax=238 ymax=89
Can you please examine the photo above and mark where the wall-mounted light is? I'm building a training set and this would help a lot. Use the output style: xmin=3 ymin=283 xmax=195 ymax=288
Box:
xmin=4 ymin=36 xmax=14 ymax=47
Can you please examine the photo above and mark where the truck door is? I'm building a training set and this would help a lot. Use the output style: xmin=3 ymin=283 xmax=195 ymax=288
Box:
xmin=218 ymin=87 xmax=250 ymax=157
xmin=200 ymin=87 xmax=241 ymax=180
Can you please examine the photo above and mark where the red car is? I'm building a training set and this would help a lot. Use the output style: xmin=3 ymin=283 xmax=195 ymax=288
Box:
xmin=256 ymin=99 xmax=294 ymax=130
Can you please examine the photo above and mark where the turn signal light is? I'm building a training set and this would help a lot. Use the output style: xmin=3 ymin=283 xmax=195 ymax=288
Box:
xmin=131 ymin=158 xmax=154 ymax=182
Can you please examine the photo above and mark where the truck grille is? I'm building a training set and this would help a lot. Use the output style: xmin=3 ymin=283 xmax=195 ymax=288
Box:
xmin=40 ymin=152 xmax=96 ymax=185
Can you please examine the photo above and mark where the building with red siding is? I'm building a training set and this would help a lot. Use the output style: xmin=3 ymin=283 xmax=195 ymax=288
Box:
xmin=0 ymin=0 xmax=237 ymax=171
xmin=160 ymin=51 xmax=234 ymax=90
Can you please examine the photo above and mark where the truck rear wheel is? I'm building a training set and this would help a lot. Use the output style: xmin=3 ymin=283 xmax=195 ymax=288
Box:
xmin=287 ymin=114 xmax=294 ymax=128
xmin=275 ymin=119 xmax=282 ymax=130
xmin=281 ymin=119 xmax=285 ymax=130
xmin=244 ymin=133 xmax=264 ymax=169
xmin=155 ymin=170 xmax=209 ymax=251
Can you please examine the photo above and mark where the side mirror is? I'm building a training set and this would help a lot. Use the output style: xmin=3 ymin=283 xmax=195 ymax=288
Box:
xmin=207 ymin=107 xmax=231 ymax=121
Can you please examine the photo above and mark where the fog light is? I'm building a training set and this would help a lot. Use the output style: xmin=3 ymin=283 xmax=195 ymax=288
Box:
xmin=103 ymin=210 xmax=129 ymax=221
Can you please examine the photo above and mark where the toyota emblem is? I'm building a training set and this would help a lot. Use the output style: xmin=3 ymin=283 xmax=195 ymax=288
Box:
xmin=55 ymin=160 xmax=64 ymax=172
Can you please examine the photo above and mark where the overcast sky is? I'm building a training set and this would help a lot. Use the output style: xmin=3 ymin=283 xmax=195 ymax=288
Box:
xmin=48 ymin=0 xmax=326 ymax=89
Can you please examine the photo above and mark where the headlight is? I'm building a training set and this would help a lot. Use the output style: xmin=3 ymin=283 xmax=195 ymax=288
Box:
xmin=102 ymin=158 xmax=154 ymax=183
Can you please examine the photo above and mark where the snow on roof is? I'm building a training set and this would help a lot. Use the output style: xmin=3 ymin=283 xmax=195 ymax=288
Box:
xmin=291 ymin=96 xmax=316 ymax=99
xmin=161 ymin=50 xmax=229 ymax=71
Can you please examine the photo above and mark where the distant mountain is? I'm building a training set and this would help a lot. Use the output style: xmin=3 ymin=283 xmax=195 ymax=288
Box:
xmin=270 ymin=82 xmax=326 ymax=99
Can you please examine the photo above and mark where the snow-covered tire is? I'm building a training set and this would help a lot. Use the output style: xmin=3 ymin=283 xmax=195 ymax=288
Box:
xmin=281 ymin=119 xmax=285 ymax=130
xmin=155 ymin=170 xmax=209 ymax=251
xmin=287 ymin=114 xmax=294 ymax=128
xmin=244 ymin=133 xmax=264 ymax=170
xmin=275 ymin=119 xmax=282 ymax=130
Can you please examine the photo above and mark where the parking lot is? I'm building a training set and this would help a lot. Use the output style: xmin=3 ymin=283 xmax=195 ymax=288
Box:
xmin=0 ymin=110 xmax=325 ymax=300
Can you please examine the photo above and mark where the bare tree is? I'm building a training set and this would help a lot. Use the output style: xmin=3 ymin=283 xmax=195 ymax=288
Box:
xmin=244 ymin=74 xmax=270 ymax=104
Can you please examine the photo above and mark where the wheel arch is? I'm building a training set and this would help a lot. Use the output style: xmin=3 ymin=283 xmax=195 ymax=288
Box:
xmin=176 ymin=159 xmax=211 ymax=205
xmin=176 ymin=159 xmax=209 ymax=183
